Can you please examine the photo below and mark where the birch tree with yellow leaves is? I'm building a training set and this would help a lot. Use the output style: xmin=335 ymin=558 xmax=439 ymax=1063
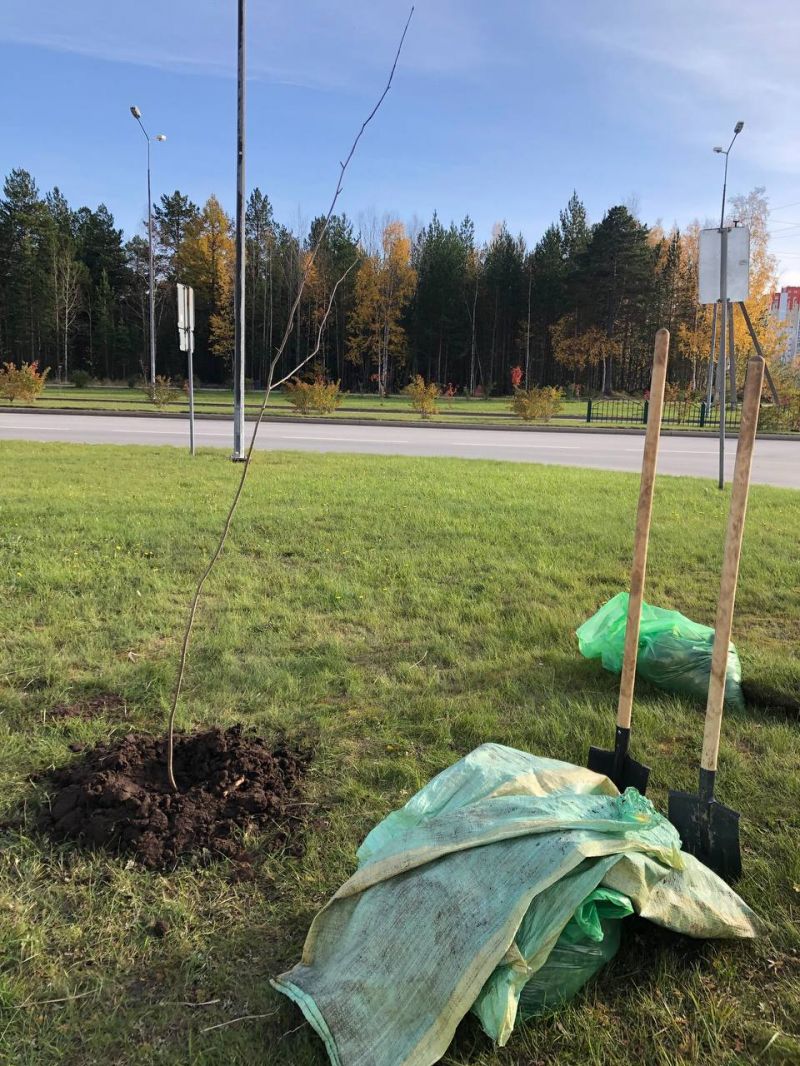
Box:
xmin=348 ymin=220 xmax=416 ymax=395
xmin=726 ymin=188 xmax=787 ymax=382
xmin=176 ymin=195 xmax=235 ymax=368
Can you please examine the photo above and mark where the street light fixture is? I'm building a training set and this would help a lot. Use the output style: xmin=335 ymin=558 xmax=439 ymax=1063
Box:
xmin=130 ymin=105 xmax=166 ymax=386
xmin=714 ymin=120 xmax=744 ymax=230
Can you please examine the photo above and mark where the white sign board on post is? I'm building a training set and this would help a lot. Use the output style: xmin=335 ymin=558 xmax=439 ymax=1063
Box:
xmin=177 ymin=283 xmax=194 ymax=350
xmin=698 ymin=226 xmax=750 ymax=304
xmin=177 ymin=283 xmax=196 ymax=454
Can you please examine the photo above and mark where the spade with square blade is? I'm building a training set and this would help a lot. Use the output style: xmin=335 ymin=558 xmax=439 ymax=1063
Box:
xmin=668 ymin=354 xmax=765 ymax=882
xmin=668 ymin=772 xmax=741 ymax=882
xmin=588 ymin=329 xmax=669 ymax=794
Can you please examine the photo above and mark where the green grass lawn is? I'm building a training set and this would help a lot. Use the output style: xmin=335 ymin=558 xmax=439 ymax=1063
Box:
xmin=39 ymin=386 xmax=568 ymax=412
xmin=1 ymin=442 xmax=799 ymax=1065
xmin=31 ymin=386 xmax=587 ymax=424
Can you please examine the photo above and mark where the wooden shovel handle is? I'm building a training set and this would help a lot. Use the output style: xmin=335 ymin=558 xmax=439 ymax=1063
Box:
xmin=701 ymin=355 xmax=765 ymax=771
xmin=617 ymin=329 xmax=670 ymax=729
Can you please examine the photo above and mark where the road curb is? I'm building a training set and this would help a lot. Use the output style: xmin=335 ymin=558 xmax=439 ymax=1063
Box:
xmin=2 ymin=405 xmax=798 ymax=442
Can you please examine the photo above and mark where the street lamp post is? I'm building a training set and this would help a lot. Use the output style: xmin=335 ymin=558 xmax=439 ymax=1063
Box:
xmin=711 ymin=120 xmax=743 ymax=490
xmin=130 ymin=106 xmax=166 ymax=386
xmin=232 ymin=0 xmax=247 ymax=461
xmin=715 ymin=121 xmax=743 ymax=231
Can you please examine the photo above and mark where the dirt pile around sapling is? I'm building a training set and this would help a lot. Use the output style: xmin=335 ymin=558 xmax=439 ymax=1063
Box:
xmin=40 ymin=725 xmax=310 ymax=868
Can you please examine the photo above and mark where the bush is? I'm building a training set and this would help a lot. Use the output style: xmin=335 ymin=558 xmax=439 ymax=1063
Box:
xmin=285 ymin=376 xmax=343 ymax=415
xmin=759 ymin=393 xmax=800 ymax=433
xmin=404 ymin=374 xmax=440 ymax=418
xmin=285 ymin=379 xmax=314 ymax=414
xmin=510 ymin=386 xmax=564 ymax=422
xmin=181 ymin=376 xmax=202 ymax=395
xmin=0 ymin=360 xmax=50 ymax=404
xmin=127 ymin=375 xmax=141 ymax=389
xmin=143 ymin=375 xmax=180 ymax=409
xmin=312 ymin=379 xmax=342 ymax=414
xmin=71 ymin=369 xmax=92 ymax=388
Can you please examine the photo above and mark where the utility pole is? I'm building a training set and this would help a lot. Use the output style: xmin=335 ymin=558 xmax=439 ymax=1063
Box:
xmin=232 ymin=0 xmax=247 ymax=460
xmin=717 ymin=226 xmax=728 ymax=490
xmin=130 ymin=107 xmax=166 ymax=386
xmin=711 ymin=120 xmax=744 ymax=490
xmin=704 ymin=302 xmax=717 ymax=411
xmin=177 ymin=283 xmax=196 ymax=455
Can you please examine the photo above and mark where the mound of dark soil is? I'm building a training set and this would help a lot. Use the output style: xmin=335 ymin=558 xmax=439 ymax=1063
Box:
xmin=39 ymin=726 xmax=310 ymax=869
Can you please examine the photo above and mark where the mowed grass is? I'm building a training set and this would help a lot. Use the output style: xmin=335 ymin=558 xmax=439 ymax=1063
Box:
xmin=30 ymin=387 xmax=589 ymax=426
xmin=1 ymin=442 xmax=799 ymax=1066
xmin=24 ymin=387 xmax=797 ymax=434
xmin=38 ymin=386 xmax=574 ymax=414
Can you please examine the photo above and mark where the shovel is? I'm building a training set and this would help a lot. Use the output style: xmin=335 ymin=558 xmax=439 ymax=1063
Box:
xmin=668 ymin=353 xmax=765 ymax=882
xmin=588 ymin=328 xmax=670 ymax=794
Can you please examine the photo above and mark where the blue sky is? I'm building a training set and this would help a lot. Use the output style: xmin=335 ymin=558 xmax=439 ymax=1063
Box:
xmin=2 ymin=0 xmax=798 ymax=284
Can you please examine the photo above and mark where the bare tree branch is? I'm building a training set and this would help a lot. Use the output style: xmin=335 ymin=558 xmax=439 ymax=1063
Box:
xmin=166 ymin=260 xmax=357 ymax=788
xmin=165 ymin=9 xmax=413 ymax=789
xmin=264 ymin=5 xmax=414 ymax=394
xmin=271 ymin=266 xmax=359 ymax=389
xmin=199 ymin=1009 xmax=279 ymax=1034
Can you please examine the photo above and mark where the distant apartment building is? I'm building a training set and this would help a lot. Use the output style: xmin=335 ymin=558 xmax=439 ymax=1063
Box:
xmin=770 ymin=286 xmax=800 ymax=363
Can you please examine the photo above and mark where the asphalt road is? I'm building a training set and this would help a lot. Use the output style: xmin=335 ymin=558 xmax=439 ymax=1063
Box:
xmin=1 ymin=412 xmax=797 ymax=489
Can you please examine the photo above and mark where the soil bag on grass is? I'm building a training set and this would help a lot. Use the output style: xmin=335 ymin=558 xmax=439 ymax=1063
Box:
xmin=273 ymin=744 xmax=758 ymax=1066
xmin=577 ymin=591 xmax=745 ymax=711
xmin=517 ymin=886 xmax=633 ymax=1018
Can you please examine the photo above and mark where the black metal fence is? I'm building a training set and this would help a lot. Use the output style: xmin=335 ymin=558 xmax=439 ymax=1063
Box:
xmin=587 ymin=398 xmax=646 ymax=424
xmin=586 ymin=398 xmax=742 ymax=430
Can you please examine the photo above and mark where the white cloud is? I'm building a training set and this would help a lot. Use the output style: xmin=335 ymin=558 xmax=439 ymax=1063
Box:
xmin=0 ymin=0 xmax=489 ymax=88
xmin=579 ymin=0 xmax=800 ymax=171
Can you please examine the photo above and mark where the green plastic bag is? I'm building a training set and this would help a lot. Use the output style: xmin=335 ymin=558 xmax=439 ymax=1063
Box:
xmin=517 ymin=887 xmax=633 ymax=1018
xmin=274 ymin=744 xmax=759 ymax=1065
xmin=577 ymin=592 xmax=744 ymax=711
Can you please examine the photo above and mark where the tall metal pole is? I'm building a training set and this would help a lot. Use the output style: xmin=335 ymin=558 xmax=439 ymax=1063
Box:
xmin=728 ymin=299 xmax=737 ymax=405
xmin=146 ymin=138 xmax=156 ymax=387
xmin=738 ymin=300 xmax=781 ymax=406
xmin=188 ymin=287 xmax=196 ymax=456
xmin=232 ymin=0 xmax=247 ymax=460
xmin=130 ymin=107 xmax=165 ymax=386
xmin=711 ymin=122 xmax=742 ymax=490
xmin=705 ymin=302 xmax=718 ymax=409
xmin=719 ymin=146 xmax=730 ymax=231
xmin=717 ymin=229 xmax=728 ymax=490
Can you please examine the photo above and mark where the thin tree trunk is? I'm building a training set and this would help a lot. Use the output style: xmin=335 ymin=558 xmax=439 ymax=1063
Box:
xmin=469 ymin=276 xmax=478 ymax=394
xmin=525 ymin=267 xmax=532 ymax=387
xmin=63 ymin=311 xmax=69 ymax=382
xmin=87 ymin=298 xmax=93 ymax=373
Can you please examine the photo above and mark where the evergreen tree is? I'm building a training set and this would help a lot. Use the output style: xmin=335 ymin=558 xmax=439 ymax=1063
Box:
xmin=579 ymin=206 xmax=654 ymax=392
xmin=0 ymin=165 xmax=783 ymax=394
xmin=412 ymin=213 xmax=470 ymax=385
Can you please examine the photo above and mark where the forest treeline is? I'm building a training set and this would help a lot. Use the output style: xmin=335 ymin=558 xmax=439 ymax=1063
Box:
xmin=0 ymin=169 xmax=782 ymax=394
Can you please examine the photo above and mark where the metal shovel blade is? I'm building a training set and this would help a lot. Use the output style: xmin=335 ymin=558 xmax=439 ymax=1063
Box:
xmin=587 ymin=743 xmax=650 ymax=795
xmin=668 ymin=788 xmax=742 ymax=882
